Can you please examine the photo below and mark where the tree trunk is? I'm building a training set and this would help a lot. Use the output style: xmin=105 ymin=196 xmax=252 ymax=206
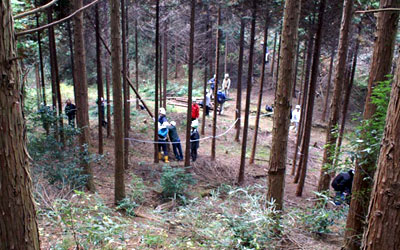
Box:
xmin=162 ymin=22 xmax=168 ymax=109
xmin=67 ymin=21 xmax=77 ymax=104
xmin=185 ymin=0 xmax=195 ymax=167
xmin=322 ymin=48 xmax=335 ymax=122
xmin=344 ymin=1 xmax=399 ymax=248
xmin=73 ymin=0 xmax=95 ymax=191
xmin=235 ymin=16 xmax=245 ymax=142
xmin=274 ymin=34 xmax=282 ymax=91
xmin=110 ymin=0 xmax=125 ymax=203
xmin=135 ymin=15 xmax=140 ymax=110
xmin=267 ymin=0 xmax=301 ymax=211
xmin=297 ymin=43 xmax=306 ymax=105
xmin=201 ymin=65 xmax=207 ymax=135
xmin=361 ymin=53 xmax=400 ymax=250
xmin=249 ymin=16 xmax=268 ymax=165
xmin=0 ymin=1 xmax=40 ymax=248
xmin=35 ymin=64 xmax=41 ymax=109
xmin=318 ymin=0 xmax=353 ymax=192
xmin=292 ymin=38 xmax=300 ymax=98
xmin=211 ymin=6 xmax=221 ymax=161
xmin=125 ymin=0 xmax=131 ymax=129
xmin=238 ymin=0 xmax=257 ymax=184
xmin=154 ymin=0 xmax=160 ymax=163
xmin=296 ymin=0 xmax=326 ymax=197
xmin=175 ymin=40 xmax=178 ymax=79
xmin=224 ymin=34 xmax=228 ymax=74
xmin=105 ymin=59 xmax=112 ymax=138
xmin=95 ymin=4 xmax=104 ymax=155
xmin=35 ymin=0 xmax=46 ymax=108
xmin=122 ymin=0 xmax=130 ymax=169
xmin=270 ymin=32 xmax=277 ymax=77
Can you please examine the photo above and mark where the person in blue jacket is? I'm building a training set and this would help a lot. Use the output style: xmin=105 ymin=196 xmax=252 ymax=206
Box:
xmin=217 ymin=90 xmax=227 ymax=115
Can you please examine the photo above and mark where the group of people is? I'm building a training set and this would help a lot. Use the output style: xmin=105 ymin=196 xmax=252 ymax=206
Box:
xmin=202 ymin=74 xmax=230 ymax=115
xmin=64 ymin=98 xmax=107 ymax=128
xmin=158 ymin=107 xmax=200 ymax=163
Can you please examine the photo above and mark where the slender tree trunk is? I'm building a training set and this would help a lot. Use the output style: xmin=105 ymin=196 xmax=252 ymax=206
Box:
xmin=110 ymin=0 xmax=125 ymax=203
xmin=274 ymin=34 xmax=282 ymax=90
xmin=159 ymin=42 xmax=162 ymax=108
xmin=235 ymin=17 xmax=245 ymax=142
xmin=292 ymin=28 xmax=314 ymax=177
xmin=185 ymin=0 xmax=195 ymax=167
xmin=73 ymin=0 xmax=95 ymax=191
xmin=35 ymin=0 xmax=46 ymax=108
xmin=322 ymin=48 xmax=335 ymax=122
xmin=267 ymin=0 xmax=301 ymax=211
xmin=0 ymin=3 xmax=41 ymax=248
xmin=121 ymin=0 xmax=130 ymax=169
xmin=296 ymin=0 xmax=326 ymax=197
xmin=201 ymin=65 xmax=207 ymax=135
xmin=249 ymin=16 xmax=268 ymax=165
xmin=211 ymin=6 xmax=221 ymax=161
xmin=67 ymin=21 xmax=77 ymax=103
xmin=318 ymin=0 xmax=353 ymax=192
xmin=224 ymin=34 xmax=228 ymax=74
xmin=35 ymin=64 xmax=41 ymax=109
xmin=175 ymin=40 xmax=178 ymax=79
xmin=297 ymin=44 xmax=306 ymax=105
xmin=125 ymin=0 xmax=131 ymax=129
xmin=135 ymin=16 xmax=140 ymax=110
xmin=270 ymin=32 xmax=277 ymax=77
xmin=293 ymin=39 xmax=300 ymax=98
xmin=96 ymin=4 xmax=104 ymax=155
xmin=154 ymin=0 xmax=160 ymax=163
xmin=238 ymin=0 xmax=257 ymax=184
xmin=361 ymin=53 xmax=400 ymax=249
xmin=163 ymin=22 xmax=168 ymax=109
xmin=344 ymin=1 xmax=399 ymax=248
xmin=105 ymin=59 xmax=111 ymax=137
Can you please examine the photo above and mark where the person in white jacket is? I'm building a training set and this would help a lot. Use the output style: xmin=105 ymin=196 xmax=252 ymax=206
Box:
xmin=291 ymin=105 xmax=301 ymax=133
xmin=222 ymin=73 xmax=231 ymax=98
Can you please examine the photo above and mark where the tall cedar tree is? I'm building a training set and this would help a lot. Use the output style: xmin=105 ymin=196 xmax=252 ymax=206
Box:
xmin=344 ymin=0 xmax=400 ymax=248
xmin=163 ymin=22 xmax=168 ymax=109
xmin=238 ymin=0 xmax=257 ymax=184
xmin=362 ymin=52 xmax=400 ymax=250
xmin=67 ymin=21 xmax=77 ymax=105
xmin=135 ymin=11 xmax=140 ymax=110
xmin=185 ymin=0 xmax=195 ymax=167
xmin=122 ymin=0 xmax=130 ymax=169
xmin=267 ymin=0 xmax=301 ymax=210
xmin=211 ymin=6 xmax=221 ymax=160
xmin=270 ymin=32 xmax=277 ymax=77
xmin=110 ymin=0 xmax=126 ymax=203
xmin=35 ymin=0 xmax=46 ymax=108
xmin=95 ymin=4 xmax=104 ymax=155
xmin=318 ymin=0 xmax=353 ymax=192
xmin=296 ymin=0 xmax=326 ymax=196
xmin=249 ymin=13 xmax=268 ymax=165
xmin=1 ymin=1 xmax=41 ymax=248
xmin=73 ymin=0 xmax=95 ymax=191
xmin=154 ymin=0 xmax=160 ymax=163
xmin=235 ymin=16 xmax=245 ymax=142
xmin=322 ymin=48 xmax=335 ymax=122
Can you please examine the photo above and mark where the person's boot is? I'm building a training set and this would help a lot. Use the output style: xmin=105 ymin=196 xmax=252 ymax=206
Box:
xmin=164 ymin=156 xmax=169 ymax=163
xmin=158 ymin=152 xmax=162 ymax=160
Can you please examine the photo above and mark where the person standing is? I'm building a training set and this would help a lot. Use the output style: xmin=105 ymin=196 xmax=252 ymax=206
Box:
xmin=191 ymin=98 xmax=200 ymax=121
xmin=222 ymin=73 xmax=231 ymax=98
xmin=159 ymin=107 xmax=168 ymax=125
xmin=158 ymin=122 xmax=169 ymax=163
xmin=167 ymin=121 xmax=183 ymax=161
xmin=64 ymin=99 xmax=77 ymax=127
xmin=190 ymin=120 xmax=200 ymax=162
xmin=96 ymin=97 xmax=107 ymax=127
xmin=291 ymin=105 xmax=301 ymax=133
xmin=208 ymin=74 xmax=216 ymax=98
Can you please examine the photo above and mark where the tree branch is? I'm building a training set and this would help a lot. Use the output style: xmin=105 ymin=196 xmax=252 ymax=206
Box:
xmin=355 ymin=8 xmax=400 ymax=14
xmin=13 ymin=0 xmax=58 ymax=20
xmin=15 ymin=0 xmax=101 ymax=38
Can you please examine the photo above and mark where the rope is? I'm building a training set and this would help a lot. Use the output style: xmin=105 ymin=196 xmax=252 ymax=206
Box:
xmin=125 ymin=118 xmax=240 ymax=144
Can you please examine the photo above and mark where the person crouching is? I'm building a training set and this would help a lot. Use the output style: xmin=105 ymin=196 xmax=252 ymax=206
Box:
xmin=190 ymin=120 xmax=200 ymax=162
xmin=158 ymin=122 xmax=169 ymax=163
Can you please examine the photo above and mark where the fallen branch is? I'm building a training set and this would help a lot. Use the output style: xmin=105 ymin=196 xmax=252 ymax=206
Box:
xmin=355 ymin=8 xmax=400 ymax=14
xmin=13 ymin=0 xmax=58 ymax=20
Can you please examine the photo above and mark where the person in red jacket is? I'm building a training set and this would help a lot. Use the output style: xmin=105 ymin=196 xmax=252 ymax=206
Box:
xmin=191 ymin=98 xmax=200 ymax=121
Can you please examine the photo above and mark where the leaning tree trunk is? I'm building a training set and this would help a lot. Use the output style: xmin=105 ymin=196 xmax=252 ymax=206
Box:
xmin=344 ymin=1 xmax=400 ymax=248
xmin=296 ymin=0 xmax=326 ymax=197
xmin=110 ymin=0 xmax=125 ymax=203
xmin=267 ymin=0 xmax=301 ymax=211
xmin=249 ymin=15 xmax=268 ymax=165
xmin=238 ymin=0 xmax=257 ymax=184
xmin=96 ymin=4 xmax=104 ymax=155
xmin=322 ymin=47 xmax=335 ymax=122
xmin=235 ymin=16 xmax=245 ymax=142
xmin=361 ymin=52 xmax=400 ymax=250
xmin=0 ymin=1 xmax=40 ymax=248
xmin=211 ymin=6 xmax=221 ymax=161
xmin=73 ymin=0 xmax=95 ymax=191
xmin=318 ymin=0 xmax=353 ymax=192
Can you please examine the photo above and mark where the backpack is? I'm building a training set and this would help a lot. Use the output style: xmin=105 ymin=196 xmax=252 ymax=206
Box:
xmin=158 ymin=127 xmax=168 ymax=139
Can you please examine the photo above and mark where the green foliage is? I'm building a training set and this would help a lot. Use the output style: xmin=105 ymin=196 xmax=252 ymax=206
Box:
xmin=117 ymin=175 xmax=147 ymax=216
xmin=160 ymin=166 xmax=196 ymax=199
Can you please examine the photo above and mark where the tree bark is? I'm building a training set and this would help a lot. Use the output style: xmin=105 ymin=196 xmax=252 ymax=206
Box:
xmin=224 ymin=33 xmax=228 ymax=74
xmin=0 ymin=1 xmax=40 ymax=248
xmin=235 ymin=16 xmax=245 ymax=142
xmin=122 ymin=0 xmax=130 ymax=169
xmin=249 ymin=16 xmax=268 ymax=165
xmin=318 ymin=0 xmax=353 ymax=192
xmin=185 ymin=0 xmax=195 ymax=167
xmin=105 ymin=58 xmax=111 ymax=138
xmin=163 ymin=21 xmax=168 ymax=109
xmin=270 ymin=32 xmax=277 ymax=77
xmin=110 ymin=0 xmax=125 ymax=203
xmin=201 ymin=65 xmax=207 ymax=135
xmin=322 ymin=48 xmax=335 ymax=122
xmin=35 ymin=64 xmax=41 ymax=109
xmin=154 ymin=0 xmax=160 ymax=163
xmin=267 ymin=0 xmax=301 ymax=210
xmin=361 ymin=53 xmax=400 ymax=250
xmin=297 ymin=43 xmax=306 ymax=105
xmin=274 ymin=33 xmax=282 ymax=91
xmin=211 ymin=6 xmax=221 ymax=161
xmin=238 ymin=0 xmax=257 ymax=184
xmin=135 ymin=14 xmax=140 ymax=110
xmin=35 ymin=0 xmax=46 ymax=108
xmin=296 ymin=0 xmax=326 ymax=197
xmin=344 ymin=1 xmax=400 ymax=248
xmin=292 ymin=38 xmax=300 ymax=98
xmin=67 ymin=21 xmax=77 ymax=104
xmin=95 ymin=4 xmax=104 ymax=155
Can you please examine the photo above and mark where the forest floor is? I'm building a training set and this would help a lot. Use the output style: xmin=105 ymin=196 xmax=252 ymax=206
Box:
xmin=36 ymin=76 xmax=348 ymax=249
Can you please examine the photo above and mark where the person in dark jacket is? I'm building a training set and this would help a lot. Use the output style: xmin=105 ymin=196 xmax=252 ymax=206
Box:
xmin=167 ymin=121 xmax=183 ymax=161
xmin=332 ymin=170 xmax=354 ymax=205
xmin=158 ymin=122 xmax=169 ymax=163
xmin=65 ymin=99 xmax=77 ymax=128
xmin=217 ymin=91 xmax=227 ymax=115
xmin=190 ymin=120 xmax=200 ymax=162
xmin=158 ymin=107 xmax=168 ymax=125
xmin=96 ymin=97 xmax=107 ymax=127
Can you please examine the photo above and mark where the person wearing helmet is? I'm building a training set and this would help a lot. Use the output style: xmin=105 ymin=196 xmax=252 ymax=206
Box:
xmin=222 ymin=73 xmax=231 ymax=98
xmin=291 ymin=105 xmax=301 ymax=133
xmin=159 ymin=107 xmax=168 ymax=125
xmin=191 ymin=98 xmax=200 ymax=121
xmin=332 ymin=170 xmax=354 ymax=205
xmin=158 ymin=122 xmax=169 ymax=163
xmin=190 ymin=120 xmax=200 ymax=162
xmin=208 ymin=74 xmax=216 ymax=99
xmin=167 ymin=121 xmax=183 ymax=161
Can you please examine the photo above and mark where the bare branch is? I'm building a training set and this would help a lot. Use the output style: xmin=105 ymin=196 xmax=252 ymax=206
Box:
xmin=13 ymin=0 xmax=58 ymax=20
xmin=355 ymin=8 xmax=400 ymax=14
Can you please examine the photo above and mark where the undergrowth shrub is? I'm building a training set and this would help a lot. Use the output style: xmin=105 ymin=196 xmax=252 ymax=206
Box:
xmin=117 ymin=174 xmax=147 ymax=216
xmin=160 ymin=166 xmax=196 ymax=199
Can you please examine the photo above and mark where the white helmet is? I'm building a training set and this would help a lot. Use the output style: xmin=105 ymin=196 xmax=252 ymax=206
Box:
xmin=191 ymin=119 xmax=199 ymax=128
xmin=170 ymin=121 xmax=176 ymax=126
xmin=295 ymin=105 xmax=301 ymax=109
xmin=159 ymin=107 xmax=166 ymax=115
xmin=225 ymin=73 xmax=229 ymax=78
